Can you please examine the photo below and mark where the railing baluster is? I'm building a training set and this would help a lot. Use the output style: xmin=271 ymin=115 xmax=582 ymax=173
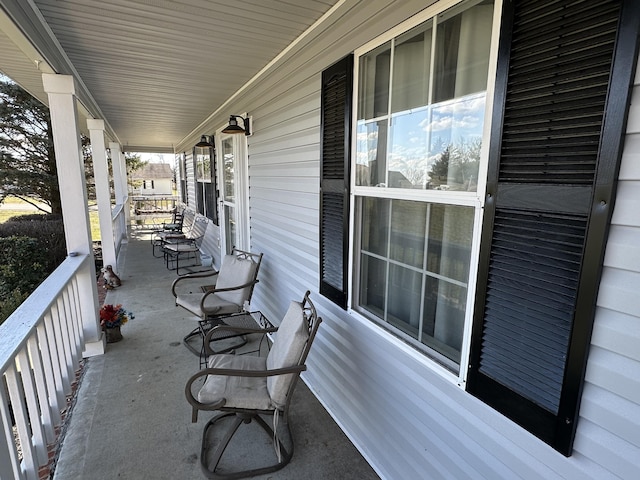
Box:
xmin=43 ymin=313 xmax=67 ymax=408
xmin=27 ymin=334 xmax=56 ymax=444
xmin=16 ymin=349 xmax=47 ymax=467
xmin=49 ymin=303 xmax=71 ymax=397
xmin=56 ymin=297 xmax=75 ymax=390
xmin=36 ymin=321 xmax=62 ymax=428
xmin=5 ymin=361 xmax=38 ymax=480
xmin=69 ymin=278 xmax=85 ymax=348
xmin=62 ymin=288 xmax=81 ymax=369
xmin=0 ymin=375 xmax=25 ymax=480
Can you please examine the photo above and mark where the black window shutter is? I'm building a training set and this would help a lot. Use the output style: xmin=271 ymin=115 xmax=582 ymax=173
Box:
xmin=467 ymin=0 xmax=640 ymax=456
xmin=320 ymin=54 xmax=353 ymax=309
xmin=206 ymin=142 xmax=218 ymax=225
xmin=180 ymin=153 xmax=187 ymax=202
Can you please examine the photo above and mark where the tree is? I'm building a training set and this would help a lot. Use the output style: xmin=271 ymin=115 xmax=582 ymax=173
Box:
xmin=428 ymin=139 xmax=482 ymax=190
xmin=1 ymin=76 xmax=146 ymax=209
xmin=0 ymin=77 xmax=61 ymax=213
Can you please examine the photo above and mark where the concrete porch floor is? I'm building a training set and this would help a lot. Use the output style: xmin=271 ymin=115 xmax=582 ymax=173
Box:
xmin=52 ymin=230 xmax=379 ymax=480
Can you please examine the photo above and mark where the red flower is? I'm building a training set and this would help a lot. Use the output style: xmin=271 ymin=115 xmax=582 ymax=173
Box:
xmin=100 ymin=304 xmax=133 ymax=328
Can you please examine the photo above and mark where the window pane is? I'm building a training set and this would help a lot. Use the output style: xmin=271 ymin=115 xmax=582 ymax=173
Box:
xmin=356 ymin=119 xmax=388 ymax=186
xmin=391 ymin=22 xmax=432 ymax=113
xmin=196 ymin=150 xmax=211 ymax=181
xmin=388 ymin=264 xmax=422 ymax=335
xmin=224 ymin=204 xmax=236 ymax=249
xmin=222 ymin=139 xmax=235 ymax=202
xmin=390 ymin=200 xmax=426 ymax=268
xmin=433 ymin=2 xmax=493 ymax=103
xmin=388 ymin=109 xmax=429 ymax=189
xmin=423 ymin=276 xmax=467 ymax=363
xmin=360 ymin=197 xmax=389 ymax=257
xmin=359 ymin=254 xmax=386 ymax=318
xmin=427 ymin=204 xmax=473 ymax=282
xmin=427 ymin=93 xmax=485 ymax=192
xmin=358 ymin=41 xmax=391 ymax=121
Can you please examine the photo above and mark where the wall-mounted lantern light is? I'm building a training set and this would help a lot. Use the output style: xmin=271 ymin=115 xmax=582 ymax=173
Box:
xmin=195 ymin=135 xmax=214 ymax=147
xmin=222 ymin=115 xmax=251 ymax=136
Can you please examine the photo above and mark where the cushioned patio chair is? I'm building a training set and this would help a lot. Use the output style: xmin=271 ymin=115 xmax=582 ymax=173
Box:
xmin=185 ymin=290 xmax=321 ymax=479
xmin=162 ymin=215 xmax=209 ymax=273
xmin=171 ymin=248 xmax=263 ymax=359
xmin=151 ymin=208 xmax=196 ymax=257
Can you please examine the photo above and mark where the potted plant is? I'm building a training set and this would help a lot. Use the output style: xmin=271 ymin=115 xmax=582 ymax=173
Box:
xmin=100 ymin=304 xmax=134 ymax=343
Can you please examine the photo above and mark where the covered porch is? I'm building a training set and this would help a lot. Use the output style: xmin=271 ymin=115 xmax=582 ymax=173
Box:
xmin=52 ymin=228 xmax=378 ymax=479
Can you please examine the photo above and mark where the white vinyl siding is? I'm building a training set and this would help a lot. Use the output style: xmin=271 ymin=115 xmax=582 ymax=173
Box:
xmin=580 ymin=61 xmax=640 ymax=478
xmin=175 ymin=1 xmax=640 ymax=478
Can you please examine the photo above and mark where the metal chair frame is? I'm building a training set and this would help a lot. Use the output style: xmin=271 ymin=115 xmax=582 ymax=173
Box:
xmin=172 ymin=248 xmax=263 ymax=359
xmin=184 ymin=291 xmax=321 ymax=479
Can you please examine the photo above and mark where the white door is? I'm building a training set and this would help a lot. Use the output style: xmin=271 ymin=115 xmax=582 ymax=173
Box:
xmin=217 ymin=134 xmax=248 ymax=254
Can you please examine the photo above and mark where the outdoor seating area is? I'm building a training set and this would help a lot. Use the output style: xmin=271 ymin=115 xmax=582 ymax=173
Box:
xmin=172 ymin=248 xmax=263 ymax=365
xmin=51 ymin=229 xmax=378 ymax=480
xmin=152 ymin=210 xmax=211 ymax=274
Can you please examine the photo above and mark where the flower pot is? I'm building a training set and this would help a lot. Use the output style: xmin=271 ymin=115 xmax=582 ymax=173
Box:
xmin=105 ymin=326 xmax=123 ymax=343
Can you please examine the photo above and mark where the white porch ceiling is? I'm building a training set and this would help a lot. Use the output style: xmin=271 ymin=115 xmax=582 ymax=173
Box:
xmin=0 ymin=0 xmax=338 ymax=152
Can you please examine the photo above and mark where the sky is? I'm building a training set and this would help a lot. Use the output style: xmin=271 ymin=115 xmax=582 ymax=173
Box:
xmin=137 ymin=153 xmax=174 ymax=164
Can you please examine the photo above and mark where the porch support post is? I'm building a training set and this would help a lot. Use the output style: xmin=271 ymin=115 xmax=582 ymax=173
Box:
xmin=110 ymin=143 xmax=130 ymax=236
xmin=88 ymin=119 xmax=118 ymax=273
xmin=42 ymin=73 xmax=105 ymax=357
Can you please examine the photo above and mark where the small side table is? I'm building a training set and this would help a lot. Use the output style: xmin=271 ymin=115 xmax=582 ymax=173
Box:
xmin=200 ymin=311 xmax=273 ymax=368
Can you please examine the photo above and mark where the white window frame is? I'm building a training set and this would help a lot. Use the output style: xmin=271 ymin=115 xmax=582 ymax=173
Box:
xmin=348 ymin=0 xmax=503 ymax=385
xmin=215 ymin=121 xmax=250 ymax=253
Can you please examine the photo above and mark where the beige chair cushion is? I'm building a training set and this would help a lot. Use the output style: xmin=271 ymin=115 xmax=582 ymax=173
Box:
xmin=215 ymin=255 xmax=258 ymax=306
xmin=198 ymin=354 xmax=272 ymax=410
xmin=266 ymin=301 xmax=309 ymax=408
xmin=175 ymin=293 xmax=243 ymax=318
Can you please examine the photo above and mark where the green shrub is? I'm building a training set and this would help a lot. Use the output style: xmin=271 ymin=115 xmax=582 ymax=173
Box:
xmin=0 ymin=214 xmax=66 ymax=272
xmin=0 ymin=214 xmax=67 ymax=322
xmin=0 ymin=288 xmax=29 ymax=326
xmin=0 ymin=236 xmax=50 ymax=298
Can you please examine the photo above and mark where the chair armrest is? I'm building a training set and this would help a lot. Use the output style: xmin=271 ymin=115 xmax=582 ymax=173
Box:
xmin=202 ymin=323 xmax=278 ymax=356
xmin=171 ymin=270 xmax=220 ymax=297
xmin=184 ymin=364 xmax=308 ymax=421
xmin=198 ymin=279 xmax=259 ymax=309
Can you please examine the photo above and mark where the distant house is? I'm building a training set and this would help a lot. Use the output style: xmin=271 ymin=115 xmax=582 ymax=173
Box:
xmin=129 ymin=163 xmax=173 ymax=196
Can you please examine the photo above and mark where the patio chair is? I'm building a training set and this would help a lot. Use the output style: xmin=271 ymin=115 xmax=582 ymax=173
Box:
xmin=151 ymin=208 xmax=195 ymax=257
xmin=172 ymin=248 xmax=263 ymax=358
xmin=162 ymin=206 xmax=185 ymax=231
xmin=185 ymin=290 xmax=321 ymax=479
xmin=162 ymin=215 xmax=209 ymax=272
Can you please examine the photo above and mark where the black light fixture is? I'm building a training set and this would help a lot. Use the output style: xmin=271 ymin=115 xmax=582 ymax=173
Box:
xmin=195 ymin=135 xmax=213 ymax=147
xmin=222 ymin=115 xmax=251 ymax=136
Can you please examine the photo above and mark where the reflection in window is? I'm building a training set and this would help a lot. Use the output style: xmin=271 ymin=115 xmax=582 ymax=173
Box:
xmin=356 ymin=0 xmax=493 ymax=192
xmin=222 ymin=139 xmax=235 ymax=202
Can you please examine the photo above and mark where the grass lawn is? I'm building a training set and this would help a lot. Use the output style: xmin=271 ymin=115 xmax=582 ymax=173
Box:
xmin=1 ymin=196 xmax=102 ymax=241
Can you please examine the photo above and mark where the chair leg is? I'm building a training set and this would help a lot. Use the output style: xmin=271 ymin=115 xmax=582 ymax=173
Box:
xmin=183 ymin=326 xmax=204 ymax=356
xmin=200 ymin=411 xmax=294 ymax=480
xmin=183 ymin=319 xmax=248 ymax=367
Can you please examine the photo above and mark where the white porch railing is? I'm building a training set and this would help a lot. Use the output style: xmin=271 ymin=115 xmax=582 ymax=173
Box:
xmin=112 ymin=202 xmax=127 ymax=255
xmin=0 ymin=254 xmax=90 ymax=480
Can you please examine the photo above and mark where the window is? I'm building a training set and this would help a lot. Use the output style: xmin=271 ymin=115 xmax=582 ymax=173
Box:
xmin=194 ymin=143 xmax=218 ymax=224
xmin=352 ymin=0 xmax=494 ymax=372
